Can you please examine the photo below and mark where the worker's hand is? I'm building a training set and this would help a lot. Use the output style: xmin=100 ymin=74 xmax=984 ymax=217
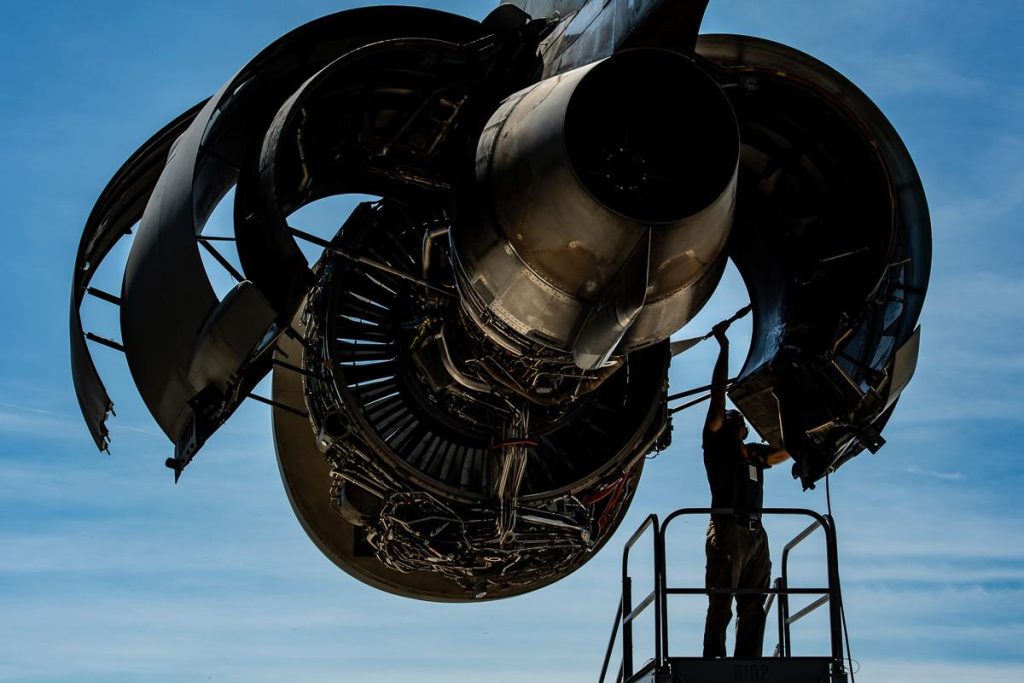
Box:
xmin=711 ymin=321 xmax=730 ymax=345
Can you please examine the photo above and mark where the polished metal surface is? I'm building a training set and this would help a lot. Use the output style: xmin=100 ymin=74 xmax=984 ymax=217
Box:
xmin=455 ymin=48 xmax=737 ymax=369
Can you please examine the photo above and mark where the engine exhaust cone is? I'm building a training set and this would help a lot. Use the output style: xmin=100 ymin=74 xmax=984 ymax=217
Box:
xmin=455 ymin=48 xmax=739 ymax=367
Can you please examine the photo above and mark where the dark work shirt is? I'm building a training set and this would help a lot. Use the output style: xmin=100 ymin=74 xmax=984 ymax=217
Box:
xmin=703 ymin=426 xmax=773 ymax=518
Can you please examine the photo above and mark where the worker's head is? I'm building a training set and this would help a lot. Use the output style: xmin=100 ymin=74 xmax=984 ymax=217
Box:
xmin=724 ymin=409 xmax=748 ymax=440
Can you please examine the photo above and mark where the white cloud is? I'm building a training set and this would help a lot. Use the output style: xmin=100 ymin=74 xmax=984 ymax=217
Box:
xmin=0 ymin=406 xmax=79 ymax=438
xmin=0 ymin=401 xmax=158 ymax=440
xmin=865 ymin=661 xmax=1024 ymax=683
xmin=902 ymin=465 xmax=963 ymax=481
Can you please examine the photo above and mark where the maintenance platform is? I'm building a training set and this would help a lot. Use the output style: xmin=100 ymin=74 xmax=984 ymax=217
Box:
xmin=599 ymin=508 xmax=853 ymax=683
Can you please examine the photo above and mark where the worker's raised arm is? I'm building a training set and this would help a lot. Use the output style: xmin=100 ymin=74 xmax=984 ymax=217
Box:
xmin=705 ymin=325 xmax=730 ymax=433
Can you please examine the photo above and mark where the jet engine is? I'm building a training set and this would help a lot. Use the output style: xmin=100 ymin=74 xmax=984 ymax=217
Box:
xmin=70 ymin=0 xmax=930 ymax=600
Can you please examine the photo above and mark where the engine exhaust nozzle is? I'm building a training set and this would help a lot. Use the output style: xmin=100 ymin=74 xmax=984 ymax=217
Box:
xmin=455 ymin=48 xmax=739 ymax=369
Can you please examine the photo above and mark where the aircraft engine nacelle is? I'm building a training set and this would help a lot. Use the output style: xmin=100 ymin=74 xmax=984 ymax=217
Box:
xmin=70 ymin=0 xmax=930 ymax=601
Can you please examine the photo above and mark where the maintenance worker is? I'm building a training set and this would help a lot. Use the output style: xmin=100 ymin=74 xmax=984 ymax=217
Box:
xmin=702 ymin=322 xmax=790 ymax=658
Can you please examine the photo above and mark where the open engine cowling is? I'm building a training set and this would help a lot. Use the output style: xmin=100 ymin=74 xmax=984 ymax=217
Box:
xmin=70 ymin=0 xmax=930 ymax=600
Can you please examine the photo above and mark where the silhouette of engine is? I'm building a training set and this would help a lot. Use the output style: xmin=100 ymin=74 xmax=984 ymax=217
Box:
xmin=71 ymin=1 xmax=930 ymax=600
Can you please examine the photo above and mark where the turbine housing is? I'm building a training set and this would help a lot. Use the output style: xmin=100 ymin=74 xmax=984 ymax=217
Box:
xmin=455 ymin=49 xmax=739 ymax=370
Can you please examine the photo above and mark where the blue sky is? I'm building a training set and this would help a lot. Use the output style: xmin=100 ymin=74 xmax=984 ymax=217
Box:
xmin=1 ymin=1 xmax=1022 ymax=681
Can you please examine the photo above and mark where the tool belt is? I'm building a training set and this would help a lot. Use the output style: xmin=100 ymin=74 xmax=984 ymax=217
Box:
xmin=710 ymin=512 xmax=763 ymax=532
xmin=736 ymin=513 xmax=762 ymax=531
